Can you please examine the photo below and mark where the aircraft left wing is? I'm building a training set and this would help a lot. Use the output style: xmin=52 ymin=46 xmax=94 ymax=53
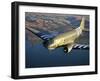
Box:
xmin=26 ymin=27 xmax=58 ymax=41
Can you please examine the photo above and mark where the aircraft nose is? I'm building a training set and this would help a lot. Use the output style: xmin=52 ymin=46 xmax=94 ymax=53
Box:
xmin=48 ymin=44 xmax=54 ymax=48
xmin=48 ymin=44 xmax=55 ymax=50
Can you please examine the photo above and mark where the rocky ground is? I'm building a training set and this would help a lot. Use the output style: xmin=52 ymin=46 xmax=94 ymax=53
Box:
xmin=25 ymin=12 xmax=89 ymax=45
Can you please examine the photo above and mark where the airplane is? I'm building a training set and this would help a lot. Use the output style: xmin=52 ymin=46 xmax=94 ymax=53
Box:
xmin=26 ymin=17 xmax=89 ymax=53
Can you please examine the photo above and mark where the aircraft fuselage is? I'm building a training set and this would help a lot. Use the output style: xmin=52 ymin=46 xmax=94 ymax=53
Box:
xmin=47 ymin=17 xmax=84 ymax=53
xmin=47 ymin=29 xmax=79 ymax=50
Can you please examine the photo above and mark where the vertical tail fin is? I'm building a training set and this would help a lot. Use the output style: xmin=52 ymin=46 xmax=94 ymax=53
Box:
xmin=80 ymin=17 xmax=85 ymax=30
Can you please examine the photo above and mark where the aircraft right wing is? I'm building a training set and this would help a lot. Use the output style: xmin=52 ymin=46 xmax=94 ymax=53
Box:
xmin=73 ymin=44 xmax=89 ymax=49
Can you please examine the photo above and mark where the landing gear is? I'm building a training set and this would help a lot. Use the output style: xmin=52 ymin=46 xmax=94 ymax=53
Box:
xmin=63 ymin=47 xmax=68 ymax=53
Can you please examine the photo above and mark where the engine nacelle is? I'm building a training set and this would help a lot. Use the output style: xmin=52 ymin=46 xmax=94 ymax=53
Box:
xmin=63 ymin=47 xmax=68 ymax=53
xmin=63 ymin=43 xmax=74 ymax=53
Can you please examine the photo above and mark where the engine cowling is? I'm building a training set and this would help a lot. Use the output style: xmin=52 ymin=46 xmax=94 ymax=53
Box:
xmin=63 ymin=47 xmax=68 ymax=53
xmin=63 ymin=43 xmax=74 ymax=53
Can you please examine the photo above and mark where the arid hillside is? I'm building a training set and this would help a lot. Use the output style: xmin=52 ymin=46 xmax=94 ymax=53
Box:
xmin=25 ymin=12 xmax=89 ymax=44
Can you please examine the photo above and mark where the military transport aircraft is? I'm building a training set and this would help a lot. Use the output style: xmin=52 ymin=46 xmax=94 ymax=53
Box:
xmin=26 ymin=17 xmax=89 ymax=53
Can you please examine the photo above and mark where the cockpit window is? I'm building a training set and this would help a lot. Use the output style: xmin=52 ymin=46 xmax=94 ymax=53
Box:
xmin=48 ymin=39 xmax=54 ymax=45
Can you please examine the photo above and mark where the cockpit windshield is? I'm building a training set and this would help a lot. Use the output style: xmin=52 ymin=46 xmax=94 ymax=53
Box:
xmin=48 ymin=39 xmax=54 ymax=45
